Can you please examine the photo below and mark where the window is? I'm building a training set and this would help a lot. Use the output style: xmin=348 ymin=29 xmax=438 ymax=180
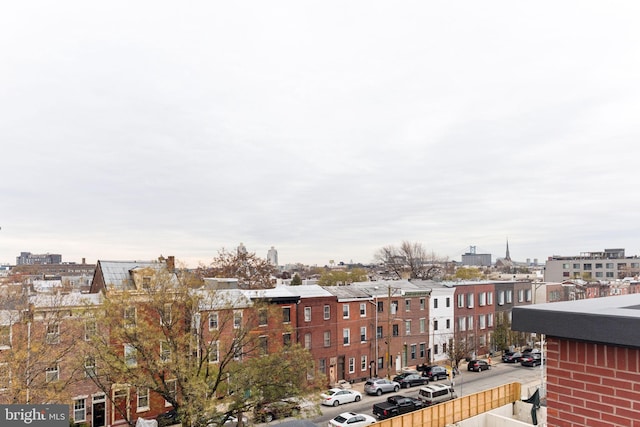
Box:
xmin=343 ymin=328 xmax=350 ymax=345
xmin=319 ymin=358 xmax=326 ymax=374
xmin=595 ymin=263 xmax=603 ymax=269
xmin=377 ymin=326 xmax=383 ymax=339
xmin=160 ymin=341 xmax=171 ymax=362
xmin=343 ymin=304 xmax=350 ymax=319
xmin=584 ymin=263 xmax=592 ymax=270
xmin=283 ymin=333 xmax=291 ymax=347
xmin=208 ymin=313 xmax=218 ymax=330
xmin=304 ymin=333 xmax=311 ymax=350
xmin=165 ymin=379 xmax=177 ymax=406
xmin=304 ymin=307 xmax=312 ymax=322
xmin=457 ymin=294 xmax=464 ymax=308
xmin=420 ymin=298 xmax=426 ymax=310
xmin=259 ymin=336 xmax=268 ymax=355
xmin=618 ymin=263 xmax=627 ymax=270
xmin=405 ymin=320 xmax=411 ymax=335
xmin=361 ymin=355 xmax=367 ymax=371
xmin=391 ymin=301 xmax=398 ymax=314
xmin=84 ymin=319 xmax=96 ymax=341
xmin=125 ymin=344 xmax=137 ymax=367
xmin=606 ymin=263 xmax=614 ymax=269
xmin=433 ymin=298 xmax=438 ymax=309
xmin=479 ymin=292 xmax=486 ymax=306
xmin=360 ymin=303 xmax=366 ymax=317
xmin=232 ymin=340 xmax=243 ymax=361
xmin=234 ymin=311 xmax=242 ymax=329
xmin=360 ymin=326 xmax=367 ymax=343
xmin=208 ymin=341 xmax=219 ymax=363
xmin=446 ymin=297 xmax=450 ymax=308
xmin=487 ymin=313 xmax=494 ymax=327
xmin=348 ymin=357 xmax=355 ymax=374
xmin=324 ymin=331 xmax=331 ymax=347
xmin=433 ymin=344 xmax=438 ymax=355
xmin=124 ymin=306 xmax=136 ymax=328
xmin=433 ymin=320 xmax=438 ymax=331
xmin=161 ymin=303 xmax=172 ymax=326
xmin=405 ymin=299 xmax=411 ymax=312
xmin=498 ymin=291 xmax=505 ymax=305
xmin=573 ymin=263 xmax=580 ymax=269
xmin=85 ymin=356 xmax=96 ymax=378
xmin=458 ymin=317 xmax=466 ymax=332
xmin=420 ymin=318 xmax=426 ymax=333
xmin=324 ymin=305 xmax=330 ymax=320
xmin=46 ymin=364 xmax=59 ymax=382
xmin=74 ymin=399 xmax=86 ymax=423
xmin=487 ymin=292 xmax=493 ymax=305
xmin=46 ymin=323 xmax=60 ymax=344
xmin=283 ymin=307 xmax=291 ymax=323
xmin=392 ymin=324 xmax=399 ymax=337
xmin=467 ymin=293 xmax=474 ymax=308
xmin=419 ymin=343 xmax=425 ymax=358
xmin=259 ymin=309 xmax=268 ymax=326
xmin=467 ymin=316 xmax=474 ymax=330
xmin=506 ymin=290 xmax=513 ymax=304
xmin=446 ymin=319 xmax=451 ymax=329
xmin=410 ymin=344 xmax=416 ymax=359
xmin=377 ymin=301 xmax=384 ymax=313
xmin=525 ymin=290 xmax=532 ymax=302
xmin=137 ymin=387 xmax=149 ymax=411
xmin=479 ymin=315 xmax=486 ymax=329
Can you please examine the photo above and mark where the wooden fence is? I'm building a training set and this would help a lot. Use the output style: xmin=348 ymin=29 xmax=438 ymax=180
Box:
xmin=373 ymin=382 xmax=522 ymax=427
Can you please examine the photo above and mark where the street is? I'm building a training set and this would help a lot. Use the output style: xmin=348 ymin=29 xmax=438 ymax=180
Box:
xmin=308 ymin=362 xmax=544 ymax=427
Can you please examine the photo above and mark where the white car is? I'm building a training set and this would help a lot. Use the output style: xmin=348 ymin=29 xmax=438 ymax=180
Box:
xmin=320 ymin=388 xmax=362 ymax=406
xmin=328 ymin=412 xmax=376 ymax=427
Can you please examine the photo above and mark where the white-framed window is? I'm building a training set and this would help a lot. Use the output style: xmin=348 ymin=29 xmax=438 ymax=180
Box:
xmin=360 ymin=326 xmax=366 ymax=343
xmin=234 ymin=311 xmax=242 ymax=329
xmin=411 ymin=344 xmax=417 ymax=359
xmin=319 ymin=358 xmax=326 ymax=374
xmin=161 ymin=303 xmax=172 ymax=326
xmin=283 ymin=307 xmax=291 ymax=323
xmin=343 ymin=304 xmax=350 ymax=319
xmin=419 ymin=318 xmax=426 ymax=333
xmin=304 ymin=333 xmax=311 ymax=350
xmin=208 ymin=341 xmax=219 ymax=363
xmin=46 ymin=364 xmax=59 ymax=382
xmin=467 ymin=293 xmax=474 ymax=308
xmin=304 ymin=307 xmax=312 ymax=322
xmin=525 ymin=289 xmax=532 ymax=302
xmin=160 ymin=341 xmax=171 ymax=362
xmin=458 ymin=317 xmax=466 ymax=332
xmin=85 ymin=356 xmax=96 ymax=378
xmin=405 ymin=320 xmax=411 ymax=335
xmin=506 ymin=290 xmax=513 ymax=304
xmin=323 ymin=305 xmax=330 ymax=320
xmin=457 ymin=294 xmax=464 ymax=308
xmin=124 ymin=306 xmax=136 ymax=328
xmin=46 ymin=323 xmax=60 ymax=345
xmin=420 ymin=298 xmax=426 ymax=310
xmin=208 ymin=312 xmax=218 ymax=330
xmin=487 ymin=292 xmax=493 ymax=305
xmin=487 ymin=313 xmax=494 ymax=327
xmin=361 ymin=355 xmax=367 ymax=371
xmin=360 ymin=303 xmax=366 ymax=317
xmin=405 ymin=299 xmax=411 ymax=312
xmin=324 ymin=331 xmax=331 ymax=347
xmin=518 ymin=289 xmax=524 ymax=302
xmin=258 ymin=308 xmax=268 ymax=326
xmin=84 ymin=319 xmax=96 ymax=341
xmin=467 ymin=315 xmax=474 ymax=330
xmin=479 ymin=292 xmax=486 ymax=306
xmin=137 ymin=386 xmax=149 ymax=411
xmin=343 ymin=328 xmax=350 ymax=345
xmin=124 ymin=344 xmax=137 ymax=367
xmin=419 ymin=343 xmax=426 ymax=358
xmin=479 ymin=315 xmax=486 ymax=329
xmin=348 ymin=357 xmax=355 ymax=373
xmin=498 ymin=291 xmax=505 ymax=306
xmin=73 ymin=398 xmax=86 ymax=422
xmin=165 ymin=379 xmax=177 ymax=407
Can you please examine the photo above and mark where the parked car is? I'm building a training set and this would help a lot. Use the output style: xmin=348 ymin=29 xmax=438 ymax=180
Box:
xmin=328 ymin=412 xmax=376 ymax=427
xmin=320 ymin=388 xmax=362 ymax=406
xmin=421 ymin=365 xmax=448 ymax=381
xmin=417 ymin=383 xmax=457 ymax=406
xmin=363 ymin=378 xmax=400 ymax=395
xmin=394 ymin=372 xmax=428 ymax=388
xmin=254 ymin=399 xmax=301 ymax=422
xmin=502 ymin=351 xmax=523 ymax=363
xmin=467 ymin=360 xmax=491 ymax=372
xmin=156 ymin=409 xmax=180 ymax=427
xmin=372 ymin=395 xmax=425 ymax=419
xmin=520 ymin=352 xmax=544 ymax=367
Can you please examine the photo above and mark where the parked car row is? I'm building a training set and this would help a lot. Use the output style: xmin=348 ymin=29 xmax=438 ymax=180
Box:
xmin=502 ymin=349 xmax=545 ymax=367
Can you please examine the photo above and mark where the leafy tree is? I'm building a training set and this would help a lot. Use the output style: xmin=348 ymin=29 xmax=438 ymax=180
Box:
xmin=84 ymin=265 xmax=315 ymax=427
xmin=375 ymin=241 xmax=446 ymax=280
xmin=290 ymin=273 xmax=302 ymax=286
xmin=453 ymin=267 xmax=484 ymax=280
xmin=318 ymin=268 xmax=368 ymax=286
xmin=200 ymin=249 xmax=276 ymax=289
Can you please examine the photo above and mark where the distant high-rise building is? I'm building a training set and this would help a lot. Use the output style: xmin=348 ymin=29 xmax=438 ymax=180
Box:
xmin=461 ymin=246 xmax=492 ymax=267
xmin=16 ymin=251 xmax=62 ymax=265
xmin=267 ymin=246 xmax=278 ymax=266
xmin=237 ymin=242 xmax=247 ymax=256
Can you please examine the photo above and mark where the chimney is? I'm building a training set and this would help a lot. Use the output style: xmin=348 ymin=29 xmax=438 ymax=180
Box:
xmin=166 ymin=256 xmax=175 ymax=272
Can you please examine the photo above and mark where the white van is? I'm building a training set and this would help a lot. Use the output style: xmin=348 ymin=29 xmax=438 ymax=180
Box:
xmin=418 ymin=383 xmax=457 ymax=406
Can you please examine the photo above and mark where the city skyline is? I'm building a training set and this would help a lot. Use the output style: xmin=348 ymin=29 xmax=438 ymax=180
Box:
xmin=2 ymin=1 xmax=640 ymax=268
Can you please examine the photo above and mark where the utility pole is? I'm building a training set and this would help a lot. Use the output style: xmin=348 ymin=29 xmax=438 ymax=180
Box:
xmin=386 ymin=285 xmax=392 ymax=378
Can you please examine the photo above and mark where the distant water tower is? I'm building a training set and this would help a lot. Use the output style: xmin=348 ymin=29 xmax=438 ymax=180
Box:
xmin=267 ymin=246 xmax=278 ymax=266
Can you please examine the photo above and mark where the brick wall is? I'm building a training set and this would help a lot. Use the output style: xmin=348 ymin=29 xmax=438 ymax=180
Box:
xmin=546 ymin=337 xmax=640 ymax=426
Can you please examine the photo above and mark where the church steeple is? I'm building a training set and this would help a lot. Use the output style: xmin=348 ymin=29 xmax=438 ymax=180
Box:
xmin=505 ymin=239 xmax=511 ymax=261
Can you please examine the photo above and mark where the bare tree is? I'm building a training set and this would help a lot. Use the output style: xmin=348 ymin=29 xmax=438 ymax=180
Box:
xmin=200 ymin=249 xmax=276 ymax=289
xmin=376 ymin=241 xmax=446 ymax=280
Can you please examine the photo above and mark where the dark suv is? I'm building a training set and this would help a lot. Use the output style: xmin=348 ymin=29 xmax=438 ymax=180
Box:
xmin=520 ymin=352 xmax=543 ymax=367
xmin=502 ymin=351 xmax=523 ymax=363
xmin=421 ymin=365 xmax=448 ymax=381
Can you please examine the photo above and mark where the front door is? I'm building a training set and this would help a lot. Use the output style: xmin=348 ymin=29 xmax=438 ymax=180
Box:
xmin=337 ymin=355 xmax=345 ymax=381
xmin=92 ymin=401 xmax=105 ymax=427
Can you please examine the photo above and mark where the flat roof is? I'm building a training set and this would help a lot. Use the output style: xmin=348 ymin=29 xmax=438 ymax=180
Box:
xmin=512 ymin=294 xmax=640 ymax=348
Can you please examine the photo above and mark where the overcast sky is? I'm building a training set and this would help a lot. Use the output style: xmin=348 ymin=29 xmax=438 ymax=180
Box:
xmin=2 ymin=1 xmax=640 ymax=268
